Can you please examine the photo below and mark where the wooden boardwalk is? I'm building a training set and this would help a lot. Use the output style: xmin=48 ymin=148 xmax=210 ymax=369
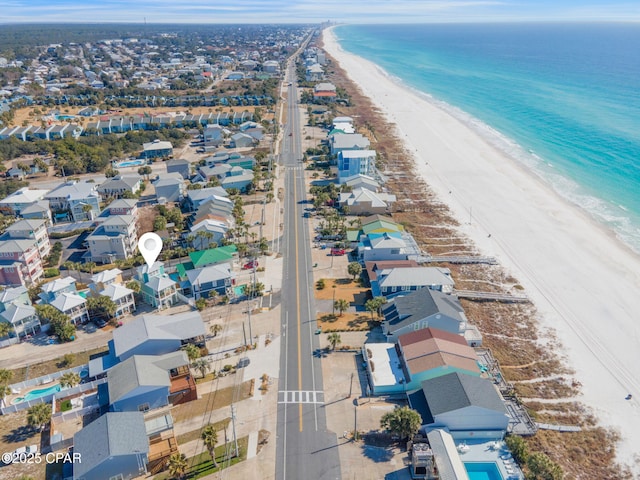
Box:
xmin=455 ymin=290 xmax=530 ymax=303
xmin=423 ymin=255 xmax=498 ymax=265
xmin=536 ymin=423 xmax=582 ymax=432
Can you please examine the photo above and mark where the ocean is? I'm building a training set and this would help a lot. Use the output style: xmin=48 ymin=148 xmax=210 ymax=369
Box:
xmin=333 ymin=23 xmax=640 ymax=252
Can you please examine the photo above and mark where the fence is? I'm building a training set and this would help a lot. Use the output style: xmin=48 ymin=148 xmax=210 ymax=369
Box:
xmin=1 ymin=378 xmax=106 ymax=415
xmin=8 ymin=364 xmax=88 ymax=392
xmin=0 ymin=337 xmax=19 ymax=349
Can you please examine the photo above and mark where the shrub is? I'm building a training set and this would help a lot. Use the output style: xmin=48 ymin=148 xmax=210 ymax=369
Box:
xmin=60 ymin=399 xmax=72 ymax=412
xmin=44 ymin=268 xmax=60 ymax=278
xmin=316 ymin=278 xmax=326 ymax=290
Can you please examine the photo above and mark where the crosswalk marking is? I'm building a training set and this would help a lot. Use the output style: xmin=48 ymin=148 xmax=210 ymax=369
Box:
xmin=278 ymin=390 xmax=324 ymax=404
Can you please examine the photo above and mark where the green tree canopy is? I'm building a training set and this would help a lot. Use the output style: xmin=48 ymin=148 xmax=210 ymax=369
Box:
xmin=347 ymin=262 xmax=362 ymax=280
xmin=86 ymin=295 xmax=117 ymax=321
xmin=380 ymin=406 xmax=422 ymax=441
xmin=201 ymin=424 xmax=219 ymax=467
xmin=27 ymin=402 xmax=52 ymax=431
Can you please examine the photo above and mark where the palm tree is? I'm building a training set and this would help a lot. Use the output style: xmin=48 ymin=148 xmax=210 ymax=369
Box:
xmin=327 ymin=332 xmax=342 ymax=350
xmin=27 ymin=402 xmax=52 ymax=431
xmin=210 ymin=324 xmax=223 ymax=337
xmin=201 ymin=424 xmax=219 ymax=467
xmin=347 ymin=262 xmax=362 ymax=281
xmin=334 ymin=298 xmax=350 ymax=317
xmin=167 ymin=452 xmax=188 ymax=480
xmin=59 ymin=372 xmax=81 ymax=389
xmin=192 ymin=357 xmax=212 ymax=379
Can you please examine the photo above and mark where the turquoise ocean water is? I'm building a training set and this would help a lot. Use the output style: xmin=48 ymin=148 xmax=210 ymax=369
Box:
xmin=334 ymin=24 xmax=640 ymax=252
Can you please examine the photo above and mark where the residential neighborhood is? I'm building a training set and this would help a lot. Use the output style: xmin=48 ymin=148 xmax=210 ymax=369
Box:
xmin=0 ymin=26 xmax=571 ymax=480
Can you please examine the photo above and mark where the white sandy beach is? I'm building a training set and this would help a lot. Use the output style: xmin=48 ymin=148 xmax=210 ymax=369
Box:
xmin=324 ymin=28 xmax=640 ymax=473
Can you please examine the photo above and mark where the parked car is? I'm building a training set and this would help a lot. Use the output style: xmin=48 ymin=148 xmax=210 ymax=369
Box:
xmin=93 ymin=318 xmax=108 ymax=328
xmin=330 ymin=248 xmax=346 ymax=256
xmin=243 ymin=260 xmax=259 ymax=270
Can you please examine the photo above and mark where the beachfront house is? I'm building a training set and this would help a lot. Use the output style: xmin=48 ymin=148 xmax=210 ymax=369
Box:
xmin=381 ymin=288 xmax=469 ymax=342
xmin=72 ymin=412 xmax=149 ymax=480
xmin=188 ymin=219 xmax=230 ymax=250
xmin=337 ymin=149 xmax=377 ymax=183
xmin=185 ymin=186 xmax=230 ymax=211
xmin=371 ymin=266 xmax=455 ymax=298
xmin=408 ymin=372 xmax=509 ymax=438
xmin=337 ymin=188 xmax=395 ymax=215
xmin=39 ymin=276 xmax=78 ymax=303
xmin=330 ymin=133 xmax=370 ymax=156
xmin=100 ymin=283 xmax=136 ymax=318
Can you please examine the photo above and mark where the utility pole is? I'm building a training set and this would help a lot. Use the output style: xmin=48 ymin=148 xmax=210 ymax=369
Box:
xmin=348 ymin=372 xmax=354 ymax=398
xmin=231 ymin=405 xmax=239 ymax=458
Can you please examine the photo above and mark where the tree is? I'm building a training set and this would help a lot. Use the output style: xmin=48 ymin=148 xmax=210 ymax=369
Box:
xmin=126 ymin=280 xmax=141 ymax=293
xmin=138 ymin=165 xmax=152 ymax=180
xmin=201 ymin=424 xmax=219 ymax=467
xmin=334 ymin=298 xmax=350 ymax=317
xmin=365 ymin=299 xmax=379 ymax=321
xmin=365 ymin=296 xmax=387 ymax=320
xmin=59 ymin=372 xmax=81 ymax=389
xmin=0 ymin=368 xmax=13 ymax=401
xmin=182 ymin=343 xmax=201 ymax=362
xmin=195 ymin=298 xmax=207 ymax=311
xmin=167 ymin=452 xmax=188 ymax=480
xmin=153 ymin=215 xmax=167 ymax=231
xmin=104 ymin=167 xmax=119 ymax=178
xmin=327 ymin=332 xmax=342 ymax=350
xmin=86 ymin=295 xmax=117 ymax=321
xmin=27 ymin=402 xmax=52 ymax=431
xmin=192 ymin=357 xmax=212 ymax=379
xmin=81 ymin=203 xmax=94 ymax=219
xmin=505 ymin=435 xmax=528 ymax=464
xmin=347 ymin=262 xmax=362 ymax=281
xmin=380 ymin=406 xmax=422 ymax=441
xmin=0 ymin=322 xmax=12 ymax=338
xmin=210 ymin=324 xmax=222 ymax=337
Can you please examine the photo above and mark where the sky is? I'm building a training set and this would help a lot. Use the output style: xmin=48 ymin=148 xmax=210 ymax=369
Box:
xmin=0 ymin=0 xmax=639 ymax=24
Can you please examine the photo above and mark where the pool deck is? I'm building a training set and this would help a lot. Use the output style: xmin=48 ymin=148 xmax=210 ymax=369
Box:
xmin=457 ymin=439 xmax=524 ymax=480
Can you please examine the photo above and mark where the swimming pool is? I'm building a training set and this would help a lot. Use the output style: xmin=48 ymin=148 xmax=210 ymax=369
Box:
xmin=114 ymin=159 xmax=147 ymax=168
xmin=57 ymin=115 xmax=76 ymax=120
xmin=12 ymin=384 xmax=61 ymax=404
xmin=24 ymin=384 xmax=61 ymax=402
xmin=465 ymin=462 xmax=504 ymax=480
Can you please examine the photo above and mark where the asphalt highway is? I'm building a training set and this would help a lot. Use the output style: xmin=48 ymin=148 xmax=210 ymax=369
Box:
xmin=274 ymin=62 xmax=342 ymax=480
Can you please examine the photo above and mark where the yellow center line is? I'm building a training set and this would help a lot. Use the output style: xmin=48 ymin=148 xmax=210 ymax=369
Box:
xmin=293 ymin=163 xmax=303 ymax=432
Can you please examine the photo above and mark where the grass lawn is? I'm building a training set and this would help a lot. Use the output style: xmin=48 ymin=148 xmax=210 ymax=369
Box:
xmin=171 ymin=381 xmax=252 ymax=424
xmin=315 ymin=278 xmax=369 ymax=305
xmin=175 ymin=417 xmax=231 ymax=446
xmin=317 ymin=312 xmax=376 ymax=332
xmin=9 ymin=346 xmax=109 ymax=381
xmin=153 ymin=435 xmax=249 ymax=480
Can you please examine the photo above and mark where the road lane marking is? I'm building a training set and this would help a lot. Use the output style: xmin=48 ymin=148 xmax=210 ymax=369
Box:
xmin=278 ymin=390 xmax=324 ymax=404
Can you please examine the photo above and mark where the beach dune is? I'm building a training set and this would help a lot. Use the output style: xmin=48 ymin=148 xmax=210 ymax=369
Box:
xmin=324 ymin=28 xmax=640 ymax=472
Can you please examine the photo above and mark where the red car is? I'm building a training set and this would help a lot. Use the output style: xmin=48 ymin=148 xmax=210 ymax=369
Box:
xmin=243 ymin=261 xmax=259 ymax=270
xmin=330 ymin=248 xmax=346 ymax=256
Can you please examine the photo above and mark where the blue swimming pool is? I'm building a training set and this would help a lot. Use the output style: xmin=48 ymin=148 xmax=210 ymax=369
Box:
xmin=24 ymin=384 xmax=61 ymax=402
xmin=114 ymin=159 xmax=147 ymax=168
xmin=465 ymin=462 xmax=503 ymax=480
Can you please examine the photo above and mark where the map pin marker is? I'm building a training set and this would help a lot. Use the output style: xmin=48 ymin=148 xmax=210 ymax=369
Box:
xmin=138 ymin=232 xmax=163 ymax=268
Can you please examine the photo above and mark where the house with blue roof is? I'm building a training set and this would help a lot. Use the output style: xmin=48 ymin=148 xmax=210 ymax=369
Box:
xmin=73 ymin=412 xmax=149 ymax=480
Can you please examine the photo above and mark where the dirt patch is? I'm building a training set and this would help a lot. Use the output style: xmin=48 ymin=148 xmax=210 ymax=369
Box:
xmin=317 ymin=313 xmax=374 ymax=332
xmin=315 ymin=278 xmax=369 ymax=304
xmin=171 ymin=380 xmax=252 ymax=424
